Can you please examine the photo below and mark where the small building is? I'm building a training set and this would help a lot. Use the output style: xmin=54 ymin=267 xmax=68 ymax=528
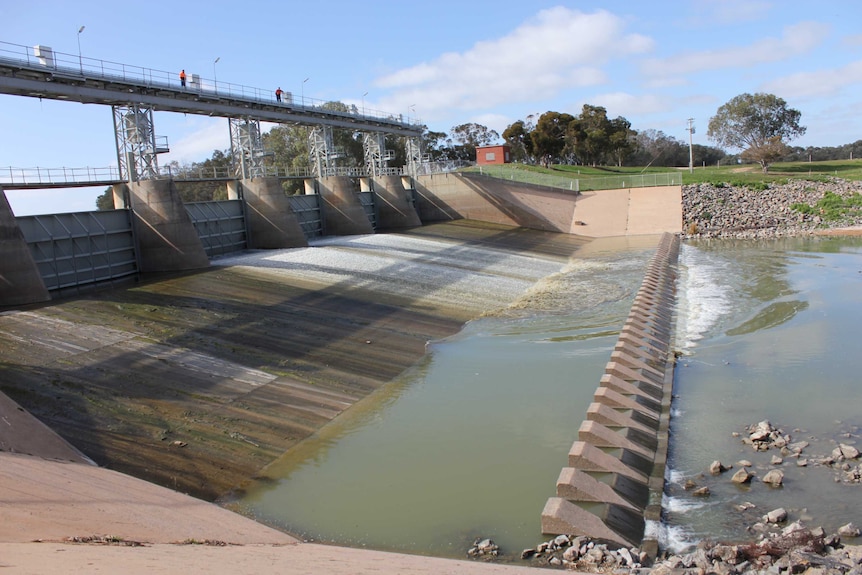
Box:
xmin=475 ymin=144 xmax=511 ymax=165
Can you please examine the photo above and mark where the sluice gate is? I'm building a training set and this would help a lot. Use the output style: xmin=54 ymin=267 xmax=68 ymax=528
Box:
xmin=541 ymin=232 xmax=680 ymax=552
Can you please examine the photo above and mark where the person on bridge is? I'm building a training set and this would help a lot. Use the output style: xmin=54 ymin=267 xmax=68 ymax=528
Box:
xmin=180 ymin=69 xmax=187 ymax=88
xmin=275 ymin=87 xmax=283 ymax=102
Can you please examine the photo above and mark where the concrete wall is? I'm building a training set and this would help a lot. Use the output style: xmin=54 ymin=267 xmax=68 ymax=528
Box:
xmin=126 ymin=180 xmax=210 ymax=273
xmin=414 ymin=173 xmax=682 ymax=238
xmin=0 ymin=188 xmax=50 ymax=307
xmin=541 ymin=233 xmax=680 ymax=554
xmin=317 ymin=176 xmax=374 ymax=236
xmin=240 ymin=178 xmax=308 ymax=249
xmin=371 ymin=175 xmax=421 ymax=230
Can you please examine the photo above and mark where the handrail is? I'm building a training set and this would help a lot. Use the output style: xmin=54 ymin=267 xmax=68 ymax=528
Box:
xmin=0 ymin=39 xmax=420 ymax=128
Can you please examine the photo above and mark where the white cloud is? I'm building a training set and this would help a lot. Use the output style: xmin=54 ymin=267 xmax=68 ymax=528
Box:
xmin=689 ymin=0 xmax=774 ymax=25
xmin=374 ymin=7 xmax=653 ymax=121
xmin=641 ymin=21 xmax=830 ymax=78
xmin=760 ymin=60 xmax=862 ymax=99
xmin=163 ymin=119 xmax=229 ymax=164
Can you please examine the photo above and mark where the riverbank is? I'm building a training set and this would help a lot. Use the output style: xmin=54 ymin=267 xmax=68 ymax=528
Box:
xmin=682 ymin=178 xmax=862 ymax=239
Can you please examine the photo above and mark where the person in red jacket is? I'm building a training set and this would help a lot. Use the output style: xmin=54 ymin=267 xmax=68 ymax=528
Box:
xmin=179 ymin=69 xmax=187 ymax=88
xmin=275 ymin=87 xmax=283 ymax=102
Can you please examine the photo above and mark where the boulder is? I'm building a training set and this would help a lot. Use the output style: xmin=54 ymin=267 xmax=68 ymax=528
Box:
xmin=763 ymin=469 xmax=785 ymax=487
xmin=732 ymin=468 xmax=754 ymax=484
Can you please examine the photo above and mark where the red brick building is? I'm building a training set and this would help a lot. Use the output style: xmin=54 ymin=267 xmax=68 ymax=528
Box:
xmin=475 ymin=144 xmax=511 ymax=165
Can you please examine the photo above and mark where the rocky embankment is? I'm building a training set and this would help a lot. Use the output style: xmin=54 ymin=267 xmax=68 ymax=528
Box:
xmin=682 ymin=178 xmax=862 ymax=239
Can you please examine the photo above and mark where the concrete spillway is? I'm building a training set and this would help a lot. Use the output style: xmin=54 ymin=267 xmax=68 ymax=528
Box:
xmin=541 ymin=232 xmax=680 ymax=552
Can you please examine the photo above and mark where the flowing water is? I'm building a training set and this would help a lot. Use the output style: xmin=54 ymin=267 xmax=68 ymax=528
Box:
xmin=234 ymin=233 xmax=862 ymax=559
xmin=663 ymin=235 xmax=862 ymax=552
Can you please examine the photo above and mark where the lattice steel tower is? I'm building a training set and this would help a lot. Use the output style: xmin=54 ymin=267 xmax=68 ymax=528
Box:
xmin=229 ymin=117 xmax=269 ymax=179
xmin=112 ymin=105 xmax=169 ymax=182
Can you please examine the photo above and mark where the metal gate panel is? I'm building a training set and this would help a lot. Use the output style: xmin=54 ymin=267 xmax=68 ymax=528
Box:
xmin=287 ymin=194 xmax=323 ymax=238
xmin=358 ymin=190 xmax=377 ymax=230
xmin=16 ymin=209 xmax=137 ymax=293
xmin=185 ymin=200 xmax=247 ymax=257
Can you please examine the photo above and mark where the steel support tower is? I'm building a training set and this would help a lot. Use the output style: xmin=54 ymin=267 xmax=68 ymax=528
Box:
xmin=112 ymin=105 xmax=169 ymax=182
xmin=229 ymin=117 xmax=269 ymax=179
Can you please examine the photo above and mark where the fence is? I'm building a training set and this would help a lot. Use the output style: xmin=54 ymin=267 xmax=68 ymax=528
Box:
xmin=465 ymin=165 xmax=682 ymax=192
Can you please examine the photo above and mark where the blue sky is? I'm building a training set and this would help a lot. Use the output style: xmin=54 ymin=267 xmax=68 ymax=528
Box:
xmin=2 ymin=0 xmax=861 ymax=215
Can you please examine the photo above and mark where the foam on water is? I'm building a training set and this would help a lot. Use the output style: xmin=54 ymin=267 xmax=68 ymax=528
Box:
xmin=675 ymin=244 xmax=734 ymax=352
xmin=645 ymin=520 xmax=696 ymax=555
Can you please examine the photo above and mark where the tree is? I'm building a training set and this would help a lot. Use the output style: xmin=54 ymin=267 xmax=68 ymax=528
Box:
xmin=449 ymin=123 xmax=500 ymax=160
xmin=531 ymin=112 xmax=574 ymax=168
xmin=567 ymin=105 xmax=612 ymax=166
xmin=607 ymin=116 xmax=637 ymax=167
xmin=502 ymin=120 xmax=534 ymax=163
xmin=707 ymin=93 xmax=805 ymax=173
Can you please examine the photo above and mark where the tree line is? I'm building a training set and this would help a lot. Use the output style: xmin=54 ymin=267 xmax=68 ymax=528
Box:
xmin=97 ymin=92 xmax=858 ymax=208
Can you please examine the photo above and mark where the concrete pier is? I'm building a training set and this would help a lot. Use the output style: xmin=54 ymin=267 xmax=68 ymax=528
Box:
xmin=240 ymin=178 xmax=308 ymax=249
xmin=0 ymin=188 xmax=50 ymax=306
xmin=370 ymin=175 xmax=421 ymax=230
xmin=317 ymin=176 xmax=374 ymax=236
xmin=126 ymin=180 xmax=210 ymax=273
xmin=541 ymin=232 xmax=680 ymax=552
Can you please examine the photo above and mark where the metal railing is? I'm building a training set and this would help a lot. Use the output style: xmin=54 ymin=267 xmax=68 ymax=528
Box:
xmin=0 ymin=166 xmax=122 ymax=187
xmin=0 ymin=39 xmax=419 ymax=125
xmin=464 ymin=165 xmax=682 ymax=192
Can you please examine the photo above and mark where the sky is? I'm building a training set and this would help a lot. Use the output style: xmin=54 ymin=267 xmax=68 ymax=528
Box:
xmin=1 ymin=0 xmax=861 ymax=216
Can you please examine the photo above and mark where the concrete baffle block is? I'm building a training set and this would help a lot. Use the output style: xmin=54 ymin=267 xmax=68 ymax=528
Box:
xmin=541 ymin=498 xmax=638 ymax=548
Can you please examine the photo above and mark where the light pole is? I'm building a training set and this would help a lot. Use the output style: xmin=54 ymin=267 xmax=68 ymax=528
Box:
xmin=301 ymin=77 xmax=309 ymax=106
xmin=213 ymin=57 xmax=220 ymax=94
xmin=408 ymin=104 xmax=415 ymax=124
xmin=687 ymin=118 xmax=695 ymax=174
xmin=77 ymin=26 xmax=85 ymax=73
xmin=362 ymin=91 xmax=368 ymax=115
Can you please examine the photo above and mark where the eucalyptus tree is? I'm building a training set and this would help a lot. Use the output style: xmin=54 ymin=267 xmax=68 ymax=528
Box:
xmin=707 ymin=92 xmax=805 ymax=173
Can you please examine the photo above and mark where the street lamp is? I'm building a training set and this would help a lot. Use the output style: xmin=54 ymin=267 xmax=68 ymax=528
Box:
xmin=77 ymin=26 xmax=85 ymax=73
xmin=213 ymin=57 xmax=220 ymax=94
xmin=301 ymin=77 xmax=309 ymax=106
xmin=687 ymin=118 xmax=695 ymax=174
xmin=362 ymin=91 xmax=368 ymax=115
xmin=408 ymin=104 xmax=416 ymax=123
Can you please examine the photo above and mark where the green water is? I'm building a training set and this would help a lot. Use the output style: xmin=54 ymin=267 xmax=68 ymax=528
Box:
xmin=665 ymin=236 xmax=862 ymax=550
xmin=233 ymin=236 xmax=659 ymax=558
xmin=234 ymin=234 xmax=862 ymax=558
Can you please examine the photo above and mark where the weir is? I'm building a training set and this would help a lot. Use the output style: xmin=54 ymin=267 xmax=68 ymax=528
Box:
xmin=541 ymin=232 xmax=680 ymax=553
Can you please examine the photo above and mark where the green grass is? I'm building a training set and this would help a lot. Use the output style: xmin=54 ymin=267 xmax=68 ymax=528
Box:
xmin=458 ymin=159 xmax=862 ymax=192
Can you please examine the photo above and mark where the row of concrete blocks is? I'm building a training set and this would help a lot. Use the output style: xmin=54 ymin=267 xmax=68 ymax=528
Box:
xmin=541 ymin=232 xmax=681 ymax=551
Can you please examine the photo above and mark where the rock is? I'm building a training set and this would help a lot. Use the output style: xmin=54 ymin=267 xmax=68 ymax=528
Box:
xmin=732 ymin=468 xmax=754 ymax=484
xmin=797 ymin=459 xmax=809 ymax=467
xmin=839 ymin=523 xmax=861 ymax=538
xmin=520 ymin=548 xmax=536 ymax=559
xmin=763 ymin=469 xmax=785 ymax=486
xmin=710 ymin=460 xmax=728 ymax=474
xmin=618 ymin=547 xmax=634 ymax=566
xmin=738 ymin=460 xmax=753 ymax=467
xmin=562 ymin=546 xmax=577 ymax=561
xmin=766 ymin=508 xmax=788 ymax=523
xmin=553 ymin=534 xmax=570 ymax=547
xmin=548 ymin=556 xmax=562 ymax=566
xmin=692 ymin=486 xmax=711 ymax=497
xmin=772 ymin=455 xmax=784 ymax=465
xmin=839 ymin=444 xmax=861 ymax=460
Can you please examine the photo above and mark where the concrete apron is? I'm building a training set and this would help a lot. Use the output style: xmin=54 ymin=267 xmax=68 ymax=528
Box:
xmin=541 ymin=232 xmax=679 ymax=557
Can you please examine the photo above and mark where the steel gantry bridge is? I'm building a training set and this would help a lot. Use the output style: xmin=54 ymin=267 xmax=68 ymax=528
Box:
xmin=0 ymin=40 xmax=425 ymax=184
